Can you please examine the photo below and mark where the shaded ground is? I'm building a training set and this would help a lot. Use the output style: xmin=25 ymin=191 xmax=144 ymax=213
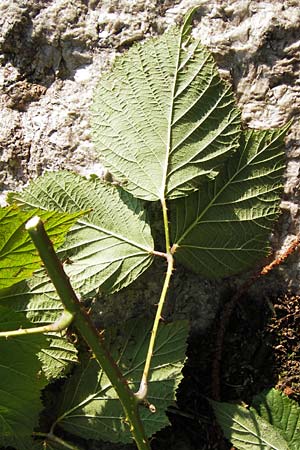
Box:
xmin=150 ymin=286 xmax=300 ymax=450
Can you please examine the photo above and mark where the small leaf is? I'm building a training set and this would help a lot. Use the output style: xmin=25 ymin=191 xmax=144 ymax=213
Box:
xmin=211 ymin=400 xmax=289 ymax=450
xmin=171 ymin=125 xmax=288 ymax=277
xmin=252 ymin=388 xmax=300 ymax=450
xmin=0 ymin=206 xmax=84 ymax=289
xmin=11 ymin=171 xmax=154 ymax=294
xmin=55 ymin=320 xmax=188 ymax=443
xmin=0 ymin=305 xmax=47 ymax=449
xmin=91 ymin=10 xmax=240 ymax=201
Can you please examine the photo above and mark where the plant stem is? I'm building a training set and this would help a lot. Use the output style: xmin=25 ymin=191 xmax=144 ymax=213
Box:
xmin=161 ymin=197 xmax=171 ymax=253
xmin=26 ymin=216 xmax=150 ymax=450
xmin=135 ymin=197 xmax=174 ymax=401
xmin=135 ymin=252 xmax=174 ymax=400
xmin=0 ymin=310 xmax=74 ymax=338
xmin=33 ymin=431 xmax=82 ymax=450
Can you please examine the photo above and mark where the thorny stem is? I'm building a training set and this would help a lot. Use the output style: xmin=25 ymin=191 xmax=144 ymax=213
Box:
xmin=161 ymin=197 xmax=171 ymax=253
xmin=135 ymin=197 xmax=174 ymax=401
xmin=26 ymin=216 xmax=150 ymax=450
xmin=135 ymin=252 xmax=174 ymax=400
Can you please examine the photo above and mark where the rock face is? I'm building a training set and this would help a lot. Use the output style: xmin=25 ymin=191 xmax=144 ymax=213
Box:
xmin=1 ymin=0 xmax=299 ymax=328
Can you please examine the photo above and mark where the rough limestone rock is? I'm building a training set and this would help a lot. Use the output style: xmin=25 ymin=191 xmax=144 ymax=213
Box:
xmin=0 ymin=0 xmax=299 ymax=331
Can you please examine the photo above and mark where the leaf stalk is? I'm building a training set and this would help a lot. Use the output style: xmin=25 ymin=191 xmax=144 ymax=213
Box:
xmin=0 ymin=309 xmax=74 ymax=338
xmin=135 ymin=196 xmax=174 ymax=401
xmin=33 ymin=431 xmax=82 ymax=450
xmin=135 ymin=251 xmax=174 ymax=401
xmin=161 ymin=197 xmax=171 ymax=253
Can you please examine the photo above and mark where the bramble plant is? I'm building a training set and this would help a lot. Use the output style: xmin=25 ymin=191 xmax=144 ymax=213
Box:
xmin=0 ymin=7 xmax=296 ymax=450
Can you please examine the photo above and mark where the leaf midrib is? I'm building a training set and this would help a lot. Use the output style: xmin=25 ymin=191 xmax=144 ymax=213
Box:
xmin=14 ymin=197 xmax=153 ymax=255
xmin=161 ymin=22 xmax=183 ymax=201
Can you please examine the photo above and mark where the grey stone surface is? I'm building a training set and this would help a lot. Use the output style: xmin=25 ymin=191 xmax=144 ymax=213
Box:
xmin=0 ymin=0 xmax=299 ymax=331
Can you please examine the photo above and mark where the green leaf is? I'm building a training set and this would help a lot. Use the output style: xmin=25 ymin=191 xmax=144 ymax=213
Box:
xmin=38 ymin=333 xmax=78 ymax=380
xmin=91 ymin=10 xmax=240 ymax=201
xmin=211 ymin=400 xmax=289 ymax=450
xmin=0 ymin=206 xmax=84 ymax=289
xmin=252 ymin=388 xmax=300 ymax=450
xmin=0 ymin=304 xmax=47 ymax=449
xmin=10 ymin=171 xmax=154 ymax=294
xmin=171 ymin=125 xmax=288 ymax=277
xmin=55 ymin=320 xmax=188 ymax=443
xmin=0 ymin=272 xmax=78 ymax=380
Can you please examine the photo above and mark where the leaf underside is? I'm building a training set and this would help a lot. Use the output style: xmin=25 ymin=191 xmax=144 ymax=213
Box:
xmin=171 ymin=126 xmax=288 ymax=278
xmin=252 ymin=388 xmax=300 ymax=450
xmin=10 ymin=171 xmax=154 ymax=295
xmin=91 ymin=14 xmax=241 ymax=201
xmin=56 ymin=320 xmax=188 ymax=443
xmin=0 ymin=305 xmax=47 ymax=450
xmin=211 ymin=400 xmax=289 ymax=450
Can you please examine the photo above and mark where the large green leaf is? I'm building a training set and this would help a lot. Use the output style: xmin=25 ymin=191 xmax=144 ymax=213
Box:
xmin=171 ymin=126 xmax=288 ymax=277
xmin=0 ymin=271 xmax=78 ymax=380
xmin=55 ymin=320 xmax=188 ymax=443
xmin=91 ymin=8 xmax=240 ymax=201
xmin=252 ymin=389 xmax=300 ymax=450
xmin=211 ymin=400 xmax=289 ymax=450
xmin=0 ymin=304 xmax=47 ymax=449
xmin=10 ymin=171 xmax=154 ymax=295
xmin=0 ymin=206 xmax=83 ymax=289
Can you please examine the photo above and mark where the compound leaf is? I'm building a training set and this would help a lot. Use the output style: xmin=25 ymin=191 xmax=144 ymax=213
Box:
xmin=55 ymin=320 xmax=188 ymax=443
xmin=171 ymin=125 xmax=288 ymax=277
xmin=91 ymin=8 xmax=240 ymax=201
xmin=211 ymin=400 xmax=289 ymax=450
xmin=0 ymin=206 xmax=83 ymax=290
xmin=10 ymin=171 xmax=154 ymax=295
xmin=252 ymin=388 xmax=300 ymax=450
xmin=0 ymin=304 xmax=47 ymax=449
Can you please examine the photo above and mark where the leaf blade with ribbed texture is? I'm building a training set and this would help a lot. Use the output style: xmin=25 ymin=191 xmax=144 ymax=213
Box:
xmin=10 ymin=171 xmax=154 ymax=295
xmin=91 ymin=10 xmax=241 ymax=201
xmin=55 ymin=320 xmax=188 ymax=443
xmin=252 ymin=389 xmax=300 ymax=450
xmin=0 ymin=304 xmax=47 ymax=449
xmin=171 ymin=125 xmax=288 ymax=277
xmin=0 ymin=207 xmax=83 ymax=290
xmin=211 ymin=400 xmax=289 ymax=450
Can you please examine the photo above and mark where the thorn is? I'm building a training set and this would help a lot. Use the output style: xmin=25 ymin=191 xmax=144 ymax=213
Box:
xmin=149 ymin=403 xmax=156 ymax=413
